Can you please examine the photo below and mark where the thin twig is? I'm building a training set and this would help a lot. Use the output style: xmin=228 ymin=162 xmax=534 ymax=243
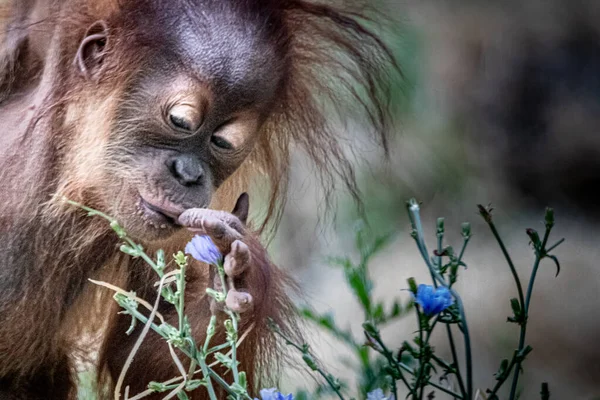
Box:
xmin=115 ymin=270 xmax=178 ymax=399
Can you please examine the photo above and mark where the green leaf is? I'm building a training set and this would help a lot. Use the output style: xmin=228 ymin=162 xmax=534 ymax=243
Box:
xmin=548 ymin=255 xmax=561 ymax=277
xmin=302 ymin=353 xmax=319 ymax=371
xmin=390 ymin=301 xmax=402 ymax=318
xmin=119 ymin=244 xmax=140 ymax=257
xmin=373 ymin=302 xmax=385 ymax=323
xmin=238 ymin=371 xmax=247 ymax=391
xmin=509 ymin=298 xmax=522 ymax=324
xmin=407 ymin=278 xmax=418 ymax=295
xmin=362 ymin=321 xmax=379 ymax=337
xmin=148 ymin=381 xmax=168 ymax=392
xmin=185 ymin=380 xmax=206 ymax=391
xmin=214 ymin=352 xmax=235 ymax=369
xmin=526 ymin=228 xmax=542 ymax=251
xmin=230 ymin=382 xmax=248 ymax=395
xmin=494 ymin=359 xmax=509 ymax=380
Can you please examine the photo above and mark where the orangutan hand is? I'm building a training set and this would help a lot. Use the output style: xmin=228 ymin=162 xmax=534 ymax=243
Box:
xmin=178 ymin=193 xmax=260 ymax=314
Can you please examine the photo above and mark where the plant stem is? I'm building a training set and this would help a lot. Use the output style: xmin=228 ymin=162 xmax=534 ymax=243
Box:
xmin=373 ymin=335 xmax=413 ymax=398
xmin=508 ymin=228 xmax=551 ymax=399
xmin=482 ymin=220 xmax=526 ymax=320
xmin=441 ymin=226 xmax=468 ymax=399
xmin=444 ymin=325 xmax=468 ymax=398
xmin=216 ymin=261 xmax=241 ymax=394
xmin=407 ymin=202 xmax=472 ymax=399
xmin=178 ymin=264 xmax=186 ymax=335
xmin=486 ymin=353 xmax=518 ymax=398
xmin=397 ymin=363 xmax=463 ymax=399
xmin=272 ymin=327 xmax=346 ymax=400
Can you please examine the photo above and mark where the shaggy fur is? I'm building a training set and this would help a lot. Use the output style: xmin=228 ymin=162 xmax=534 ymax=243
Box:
xmin=0 ymin=0 xmax=396 ymax=398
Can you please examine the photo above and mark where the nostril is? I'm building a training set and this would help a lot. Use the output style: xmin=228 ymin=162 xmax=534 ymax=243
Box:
xmin=169 ymin=155 xmax=204 ymax=186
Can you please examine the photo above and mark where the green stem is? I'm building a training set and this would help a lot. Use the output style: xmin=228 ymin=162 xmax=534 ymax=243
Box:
xmin=408 ymin=202 xmax=472 ymax=399
xmin=508 ymin=228 xmax=551 ymax=400
xmin=272 ymin=327 xmax=346 ymax=400
xmin=178 ymin=265 xmax=186 ymax=335
xmin=457 ymin=236 xmax=471 ymax=265
xmin=483 ymin=220 xmax=526 ymax=319
xmin=373 ymin=335 xmax=413 ymax=398
xmin=217 ymin=261 xmax=241 ymax=394
xmin=198 ymin=356 xmax=219 ymax=400
xmin=545 ymin=238 xmax=564 ymax=254
xmin=442 ymin=326 xmax=467 ymax=398
xmin=441 ymin=228 xmax=468 ymax=399
xmin=487 ymin=353 xmax=518 ymax=398
xmin=397 ymin=363 xmax=463 ymax=399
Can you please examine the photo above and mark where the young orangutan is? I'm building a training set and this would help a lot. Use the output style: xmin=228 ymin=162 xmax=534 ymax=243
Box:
xmin=0 ymin=0 xmax=395 ymax=398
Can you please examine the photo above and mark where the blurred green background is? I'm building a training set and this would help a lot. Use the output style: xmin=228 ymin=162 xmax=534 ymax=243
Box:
xmin=267 ymin=1 xmax=600 ymax=399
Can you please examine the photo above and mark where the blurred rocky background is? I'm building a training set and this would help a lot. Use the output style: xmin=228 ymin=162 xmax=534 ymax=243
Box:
xmin=267 ymin=1 xmax=600 ymax=398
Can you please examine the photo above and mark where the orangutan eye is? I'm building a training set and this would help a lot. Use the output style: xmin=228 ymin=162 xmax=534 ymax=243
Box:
xmin=168 ymin=104 xmax=201 ymax=132
xmin=211 ymin=135 xmax=234 ymax=150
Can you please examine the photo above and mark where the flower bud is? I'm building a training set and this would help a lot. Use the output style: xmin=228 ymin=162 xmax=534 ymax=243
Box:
xmin=407 ymin=198 xmax=420 ymax=212
xmin=436 ymin=218 xmax=445 ymax=235
xmin=544 ymin=208 xmax=555 ymax=229
xmin=362 ymin=321 xmax=379 ymax=337
xmin=461 ymin=222 xmax=472 ymax=239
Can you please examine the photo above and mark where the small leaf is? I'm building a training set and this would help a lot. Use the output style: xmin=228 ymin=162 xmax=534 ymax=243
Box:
xmin=407 ymin=278 xmax=418 ymax=295
xmin=185 ymin=379 xmax=206 ymax=391
xmin=510 ymin=298 xmax=521 ymax=317
xmin=119 ymin=244 xmax=140 ymax=257
xmin=362 ymin=321 xmax=379 ymax=337
xmin=177 ymin=390 xmax=190 ymax=400
xmin=548 ymin=255 xmax=561 ymax=277
xmin=494 ymin=359 xmax=509 ymax=380
xmin=302 ymin=353 xmax=318 ymax=371
xmin=238 ymin=371 xmax=247 ymax=390
xmin=526 ymin=228 xmax=542 ymax=250
xmin=373 ymin=302 xmax=385 ymax=322
xmin=390 ymin=301 xmax=402 ymax=317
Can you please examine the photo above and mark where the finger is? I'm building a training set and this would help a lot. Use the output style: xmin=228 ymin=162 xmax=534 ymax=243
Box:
xmin=178 ymin=208 xmax=245 ymax=235
xmin=224 ymin=240 xmax=251 ymax=278
xmin=202 ymin=217 xmax=242 ymax=253
xmin=225 ymin=290 xmax=254 ymax=313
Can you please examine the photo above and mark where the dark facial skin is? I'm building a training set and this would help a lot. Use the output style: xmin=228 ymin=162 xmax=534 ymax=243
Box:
xmin=93 ymin=1 xmax=287 ymax=241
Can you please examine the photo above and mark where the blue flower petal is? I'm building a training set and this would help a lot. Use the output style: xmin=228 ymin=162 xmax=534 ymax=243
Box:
xmin=256 ymin=388 xmax=294 ymax=400
xmin=185 ymin=235 xmax=222 ymax=265
xmin=367 ymin=388 xmax=388 ymax=400
xmin=413 ymin=284 xmax=454 ymax=316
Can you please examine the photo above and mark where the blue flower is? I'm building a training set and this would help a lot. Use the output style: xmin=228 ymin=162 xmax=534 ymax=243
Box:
xmin=185 ymin=235 xmax=222 ymax=265
xmin=255 ymin=388 xmax=294 ymax=400
xmin=367 ymin=388 xmax=389 ymax=400
xmin=414 ymin=284 xmax=454 ymax=316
